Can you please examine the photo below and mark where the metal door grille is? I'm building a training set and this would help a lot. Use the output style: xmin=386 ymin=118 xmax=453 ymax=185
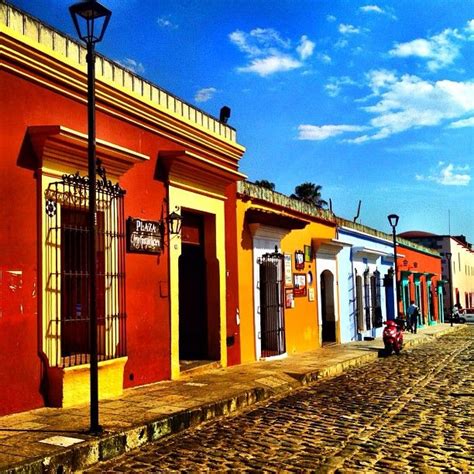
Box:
xmin=44 ymin=172 xmax=126 ymax=368
xmin=364 ymin=269 xmax=371 ymax=330
xmin=257 ymin=250 xmax=285 ymax=358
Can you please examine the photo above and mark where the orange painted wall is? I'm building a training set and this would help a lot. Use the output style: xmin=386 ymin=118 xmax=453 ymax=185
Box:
xmin=280 ymin=221 xmax=336 ymax=354
xmin=236 ymin=198 xmax=336 ymax=363
xmin=237 ymin=199 xmax=256 ymax=364
xmin=225 ymin=182 xmax=241 ymax=366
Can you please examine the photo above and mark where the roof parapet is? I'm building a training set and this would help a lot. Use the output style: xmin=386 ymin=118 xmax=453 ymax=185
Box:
xmin=1 ymin=1 xmax=238 ymax=144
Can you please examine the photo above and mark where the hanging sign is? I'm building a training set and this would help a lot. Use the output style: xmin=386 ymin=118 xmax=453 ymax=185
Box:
xmin=127 ymin=217 xmax=162 ymax=254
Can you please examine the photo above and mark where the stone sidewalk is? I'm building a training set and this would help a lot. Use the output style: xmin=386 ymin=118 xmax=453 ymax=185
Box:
xmin=0 ymin=324 xmax=463 ymax=473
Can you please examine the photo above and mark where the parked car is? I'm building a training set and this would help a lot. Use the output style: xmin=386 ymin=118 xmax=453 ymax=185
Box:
xmin=464 ymin=308 xmax=474 ymax=323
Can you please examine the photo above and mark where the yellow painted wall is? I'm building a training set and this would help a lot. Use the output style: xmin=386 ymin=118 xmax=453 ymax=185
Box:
xmin=47 ymin=357 xmax=127 ymax=408
xmin=237 ymin=198 xmax=336 ymax=363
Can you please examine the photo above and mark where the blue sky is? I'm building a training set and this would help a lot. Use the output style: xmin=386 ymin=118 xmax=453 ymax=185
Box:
xmin=13 ymin=1 xmax=474 ymax=241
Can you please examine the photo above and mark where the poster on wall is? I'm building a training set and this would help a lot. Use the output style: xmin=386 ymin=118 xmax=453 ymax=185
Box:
xmin=295 ymin=250 xmax=305 ymax=270
xmin=284 ymin=254 xmax=292 ymax=285
xmin=293 ymin=273 xmax=307 ymax=297
xmin=285 ymin=288 xmax=295 ymax=308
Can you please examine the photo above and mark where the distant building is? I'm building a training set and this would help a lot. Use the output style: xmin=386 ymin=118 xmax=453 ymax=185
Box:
xmin=399 ymin=232 xmax=474 ymax=311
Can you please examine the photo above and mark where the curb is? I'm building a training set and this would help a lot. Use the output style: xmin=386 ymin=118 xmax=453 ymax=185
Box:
xmin=3 ymin=325 xmax=464 ymax=474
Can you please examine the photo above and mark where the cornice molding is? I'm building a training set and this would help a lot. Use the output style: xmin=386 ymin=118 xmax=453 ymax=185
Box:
xmin=28 ymin=125 xmax=149 ymax=179
xmin=158 ymin=150 xmax=246 ymax=199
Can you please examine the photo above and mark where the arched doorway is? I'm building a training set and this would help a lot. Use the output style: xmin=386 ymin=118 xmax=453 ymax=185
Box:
xmin=321 ymin=270 xmax=336 ymax=343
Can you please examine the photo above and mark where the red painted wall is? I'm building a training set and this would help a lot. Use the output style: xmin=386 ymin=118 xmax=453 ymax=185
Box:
xmin=397 ymin=245 xmax=442 ymax=321
xmin=0 ymin=67 xmax=188 ymax=412
xmin=1 ymin=72 xmax=44 ymax=415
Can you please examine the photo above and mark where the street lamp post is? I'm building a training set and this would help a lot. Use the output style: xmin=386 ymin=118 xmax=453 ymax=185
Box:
xmin=69 ymin=0 xmax=111 ymax=434
xmin=446 ymin=252 xmax=453 ymax=327
xmin=388 ymin=214 xmax=400 ymax=320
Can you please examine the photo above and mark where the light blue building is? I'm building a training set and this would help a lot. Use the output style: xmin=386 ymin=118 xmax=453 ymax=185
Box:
xmin=336 ymin=219 xmax=397 ymax=343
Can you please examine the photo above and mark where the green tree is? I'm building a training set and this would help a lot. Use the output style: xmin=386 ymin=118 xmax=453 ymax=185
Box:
xmin=290 ymin=182 xmax=328 ymax=209
xmin=254 ymin=180 xmax=276 ymax=191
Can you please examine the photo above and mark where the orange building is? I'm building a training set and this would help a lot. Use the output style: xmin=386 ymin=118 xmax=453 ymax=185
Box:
xmin=236 ymin=182 xmax=337 ymax=363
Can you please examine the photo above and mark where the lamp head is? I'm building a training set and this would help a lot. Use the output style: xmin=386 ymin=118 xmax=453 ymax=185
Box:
xmin=387 ymin=213 xmax=399 ymax=228
xmin=69 ymin=0 xmax=111 ymax=44
xmin=167 ymin=211 xmax=182 ymax=236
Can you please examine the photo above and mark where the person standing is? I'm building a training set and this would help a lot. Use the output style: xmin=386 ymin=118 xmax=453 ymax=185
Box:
xmin=407 ymin=300 xmax=419 ymax=334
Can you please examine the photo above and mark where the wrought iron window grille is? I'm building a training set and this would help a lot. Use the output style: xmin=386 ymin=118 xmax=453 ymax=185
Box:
xmin=43 ymin=167 xmax=126 ymax=368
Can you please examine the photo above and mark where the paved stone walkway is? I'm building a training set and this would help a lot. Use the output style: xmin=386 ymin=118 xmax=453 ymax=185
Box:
xmin=0 ymin=323 xmax=466 ymax=473
xmin=87 ymin=326 xmax=474 ymax=473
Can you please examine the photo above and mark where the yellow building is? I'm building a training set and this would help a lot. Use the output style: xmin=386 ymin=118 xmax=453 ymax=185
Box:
xmin=237 ymin=182 xmax=337 ymax=363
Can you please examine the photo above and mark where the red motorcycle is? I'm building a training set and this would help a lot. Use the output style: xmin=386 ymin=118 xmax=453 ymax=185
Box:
xmin=383 ymin=320 xmax=404 ymax=355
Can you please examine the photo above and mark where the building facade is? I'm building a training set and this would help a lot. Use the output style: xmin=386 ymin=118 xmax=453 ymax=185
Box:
xmin=236 ymin=182 xmax=337 ymax=363
xmin=335 ymin=219 xmax=396 ymax=343
xmin=0 ymin=3 xmax=245 ymax=415
xmin=395 ymin=241 xmax=443 ymax=327
xmin=399 ymin=232 xmax=474 ymax=312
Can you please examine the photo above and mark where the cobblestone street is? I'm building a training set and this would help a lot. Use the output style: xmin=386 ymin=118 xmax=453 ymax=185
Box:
xmin=87 ymin=327 xmax=473 ymax=473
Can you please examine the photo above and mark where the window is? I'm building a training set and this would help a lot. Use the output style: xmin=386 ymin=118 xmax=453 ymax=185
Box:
xmin=44 ymin=173 xmax=126 ymax=367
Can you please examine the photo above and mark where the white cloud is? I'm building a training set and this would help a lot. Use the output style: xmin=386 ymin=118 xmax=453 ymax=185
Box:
xmin=117 ymin=58 xmax=145 ymax=74
xmin=325 ymin=76 xmax=357 ymax=97
xmin=416 ymin=163 xmax=471 ymax=186
xmin=359 ymin=4 xmax=397 ymax=19
xmin=230 ymin=28 xmax=313 ymax=76
xmin=335 ymin=38 xmax=349 ymax=48
xmin=339 ymin=24 xmax=361 ymax=35
xmin=327 ymin=15 xmax=337 ymax=22
xmin=466 ymin=19 xmax=474 ymax=39
xmin=157 ymin=16 xmax=178 ymax=29
xmin=238 ymin=55 xmax=301 ymax=76
xmin=195 ymin=87 xmax=217 ymax=103
xmin=449 ymin=116 xmax=474 ymax=128
xmin=297 ymin=35 xmax=315 ymax=60
xmin=318 ymin=53 xmax=332 ymax=64
xmin=229 ymin=28 xmax=290 ymax=57
xmin=347 ymin=73 xmax=474 ymax=142
xmin=390 ymin=28 xmax=462 ymax=71
xmin=360 ymin=5 xmax=383 ymax=14
xmin=298 ymin=124 xmax=369 ymax=141
xmin=366 ymin=69 xmax=397 ymax=93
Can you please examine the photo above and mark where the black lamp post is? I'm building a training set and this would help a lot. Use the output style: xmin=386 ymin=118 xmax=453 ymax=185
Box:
xmin=446 ymin=252 xmax=453 ymax=326
xmin=69 ymin=0 xmax=111 ymax=434
xmin=388 ymin=214 xmax=400 ymax=320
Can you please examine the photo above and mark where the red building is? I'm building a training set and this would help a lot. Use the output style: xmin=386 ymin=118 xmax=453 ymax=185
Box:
xmin=0 ymin=3 xmax=245 ymax=415
xmin=396 ymin=239 xmax=444 ymax=326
